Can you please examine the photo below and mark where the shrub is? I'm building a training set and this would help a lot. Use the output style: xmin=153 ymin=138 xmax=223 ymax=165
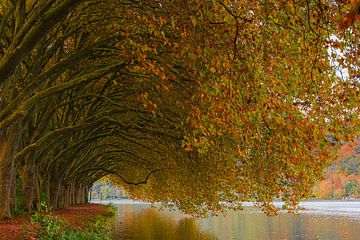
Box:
xmin=30 ymin=211 xmax=111 ymax=240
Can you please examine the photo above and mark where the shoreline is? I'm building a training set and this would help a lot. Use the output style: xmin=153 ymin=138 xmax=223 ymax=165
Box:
xmin=0 ymin=204 xmax=112 ymax=240
xmin=93 ymin=199 xmax=360 ymax=218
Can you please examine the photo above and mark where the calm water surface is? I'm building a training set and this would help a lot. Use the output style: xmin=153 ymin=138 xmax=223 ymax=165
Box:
xmin=104 ymin=200 xmax=360 ymax=240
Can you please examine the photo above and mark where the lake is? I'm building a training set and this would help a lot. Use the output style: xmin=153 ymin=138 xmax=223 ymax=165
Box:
xmin=94 ymin=200 xmax=360 ymax=240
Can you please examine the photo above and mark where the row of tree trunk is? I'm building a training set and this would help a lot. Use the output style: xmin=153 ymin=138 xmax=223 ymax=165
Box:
xmin=0 ymin=0 xmax=120 ymax=218
xmin=0 ymin=0 xmax=202 ymax=219
xmin=0 ymin=124 xmax=90 ymax=217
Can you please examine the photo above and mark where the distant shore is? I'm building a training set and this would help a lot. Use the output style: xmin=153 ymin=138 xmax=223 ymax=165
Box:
xmin=94 ymin=199 xmax=360 ymax=218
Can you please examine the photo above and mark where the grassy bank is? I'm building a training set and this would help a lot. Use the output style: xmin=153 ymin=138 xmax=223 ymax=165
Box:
xmin=0 ymin=204 xmax=114 ymax=240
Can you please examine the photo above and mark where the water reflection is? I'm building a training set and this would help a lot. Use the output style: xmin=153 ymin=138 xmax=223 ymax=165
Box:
xmin=197 ymin=209 xmax=360 ymax=240
xmin=110 ymin=204 xmax=217 ymax=240
xmin=109 ymin=204 xmax=360 ymax=240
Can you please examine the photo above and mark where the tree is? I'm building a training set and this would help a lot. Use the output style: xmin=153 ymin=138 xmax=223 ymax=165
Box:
xmin=0 ymin=0 xmax=359 ymax=218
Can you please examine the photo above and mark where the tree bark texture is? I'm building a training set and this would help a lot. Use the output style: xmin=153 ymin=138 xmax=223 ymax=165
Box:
xmin=10 ymin=167 xmax=18 ymax=212
xmin=0 ymin=121 xmax=22 ymax=218
xmin=49 ymin=164 xmax=61 ymax=209
xmin=21 ymin=152 xmax=36 ymax=212
xmin=33 ymin=175 xmax=41 ymax=211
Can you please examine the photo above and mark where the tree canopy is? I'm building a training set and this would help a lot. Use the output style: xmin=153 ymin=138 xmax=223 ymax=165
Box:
xmin=0 ymin=0 xmax=359 ymax=218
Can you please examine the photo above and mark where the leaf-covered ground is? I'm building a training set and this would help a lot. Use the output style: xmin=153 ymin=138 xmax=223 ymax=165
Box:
xmin=0 ymin=204 xmax=109 ymax=240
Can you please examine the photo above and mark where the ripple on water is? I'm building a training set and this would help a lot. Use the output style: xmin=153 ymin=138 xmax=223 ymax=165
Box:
xmin=106 ymin=201 xmax=360 ymax=240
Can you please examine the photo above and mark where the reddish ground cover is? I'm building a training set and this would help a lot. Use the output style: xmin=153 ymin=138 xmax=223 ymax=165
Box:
xmin=0 ymin=204 xmax=109 ymax=240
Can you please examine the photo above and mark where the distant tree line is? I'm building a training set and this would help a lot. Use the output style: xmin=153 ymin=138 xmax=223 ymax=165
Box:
xmin=314 ymin=141 xmax=360 ymax=199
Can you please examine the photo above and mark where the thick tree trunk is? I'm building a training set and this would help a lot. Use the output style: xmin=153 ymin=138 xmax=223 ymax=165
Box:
xmin=0 ymin=122 xmax=22 ymax=218
xmin=80 ymin=185 xmax=86 ymax=204
xmin=21 ymin=152 xmax=36 ymax=212
xmin=82 ymin=184 xmax=91 ymax=203
xmin=66 ymin=184 xmax=71 ymax=207
xmin=49 ymin=180 xmax=61 ymax=209
xmin=57 ymin=185 xmax=64 ymax=209
xmin=41 ymin=171 xmax=51 ymax=207
xmin=33 ymin=176 xmax=41 ymax=211
xmin=67 ymin=186 xmax=71 ymax=206
xmin=61 ymin=185 xmax=70 ymax=208
xmin=75 ymin=183 xmax=82 ymax=205
xmin=71 ymin=183 xmax=76 ymax=205
xmin=68 ymin=183 xmax=73 ymax=206
xmin=83 ymin=184 xmax=87 ymax=204
xmin=84 ymin=184 xmax=91 ymax=203
xmin=9 ymin=168 xmax=18 ymax=212
xmin=50 ymin=181 xmax=61 ymax=209
xmin=49 ymin=165 xmax=61 ymax=209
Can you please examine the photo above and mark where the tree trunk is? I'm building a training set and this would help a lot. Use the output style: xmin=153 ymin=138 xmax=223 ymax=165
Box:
xmin=50 ymin=181 xmax=61 ymax=209
xmin=84 ymin=185 xmax=89 ymax=204
xmin=41 ymin=171 xmax=51 ymax=207
xmin=0 ymin=121 xmax=22 ymax=218
xmin=57 ymin=185 xmax=64 ymax=209
xmin=21 ymin=152 xmax=36 ymax=212
xmin=49 ymin=165 xmax=61 ymax=209
xmin=9 ymin=168 xmax=18 ymax=213
xmin=33 ymin=175 xmax=41 ymax=211
xmin=69 ymin=183 xmax=74 ymax=206
xmin=62 ymin=185 xmax=70 ymax=208
xmin=75 ymin=183 xmax=82 ymax=205
xmin=71 ymin=183 xmax=76 ymax=205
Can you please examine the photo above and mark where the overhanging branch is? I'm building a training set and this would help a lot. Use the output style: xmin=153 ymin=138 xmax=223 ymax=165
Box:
xmin=82 ymin=167 xmax=166 ymax=185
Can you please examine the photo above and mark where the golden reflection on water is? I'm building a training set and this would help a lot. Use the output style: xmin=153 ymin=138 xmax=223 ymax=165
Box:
xmin=110 ymin=204 xmax=216 ymax=240
xmin=109 ymin=205 xmax=360 ymax=240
